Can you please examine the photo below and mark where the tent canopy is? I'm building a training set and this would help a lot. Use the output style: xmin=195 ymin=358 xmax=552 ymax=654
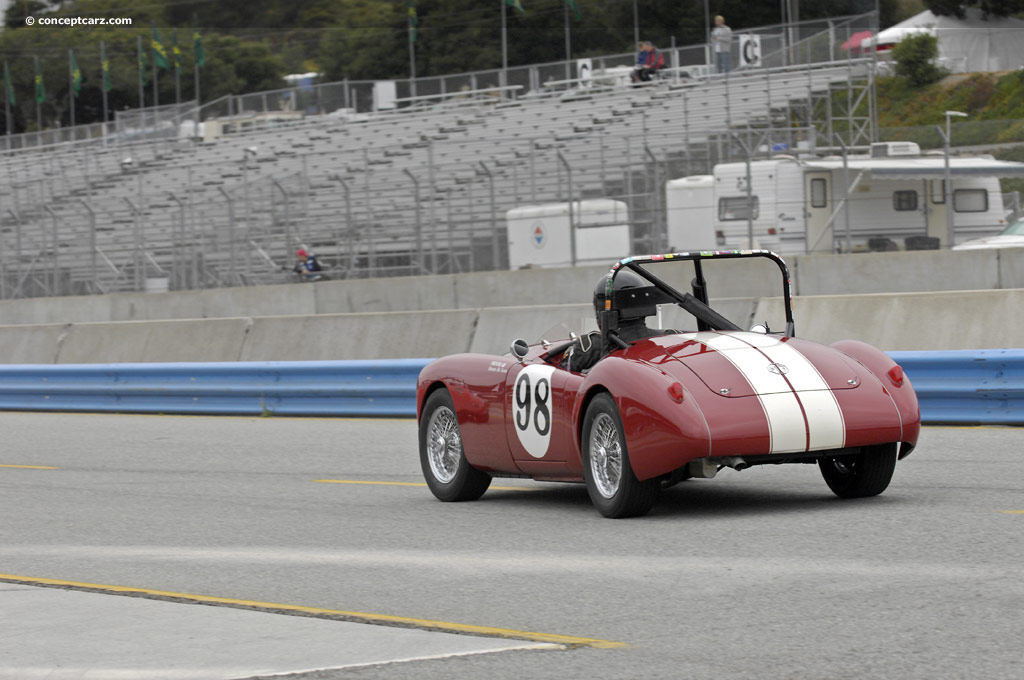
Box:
xmin=863 ymin=8 xmax=1024 ymax=72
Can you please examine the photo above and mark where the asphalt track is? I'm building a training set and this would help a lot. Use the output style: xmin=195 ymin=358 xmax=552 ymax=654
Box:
xmin=1 ymin=412 xmax=1022 ymax=679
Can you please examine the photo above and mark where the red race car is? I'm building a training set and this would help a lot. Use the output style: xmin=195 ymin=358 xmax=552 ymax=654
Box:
xmin=417 ymin=251 xmax=920 ymax=518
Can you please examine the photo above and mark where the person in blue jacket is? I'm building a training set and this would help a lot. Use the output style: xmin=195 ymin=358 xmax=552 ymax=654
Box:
xmin=294 ymin=248 xmax=324 ymax=281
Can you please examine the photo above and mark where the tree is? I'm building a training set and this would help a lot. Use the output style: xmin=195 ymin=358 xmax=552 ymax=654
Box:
xmin=891 ymin=32 xmax=945 ymax=86
xmin=925 ymin=0 xmax=1024 ymax=18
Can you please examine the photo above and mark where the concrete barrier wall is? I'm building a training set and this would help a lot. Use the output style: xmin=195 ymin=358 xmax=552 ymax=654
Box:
xmin=239 ymin=310 xmax=479 ymax=361
xmin=452 ymin=266 xmax=607 ymax=309
xmin=2 ymin=250 xmax=1023 ymax=326
xmin=313 ymin=274 xmax=458 ymax=313
xmin=792 ymin=249 xmax=1002 ymax=296
xmin=57 ymin=318 xmax=254 ymax=363
xmin=471 ymin=304 xmax=594 ymax=356
xmin=772 ymin=289 xmax=1024 ymax=351
xmin=999 ymin=248 xmax=1024 ymax=290
xmin=0 ymin=324 xmax=69 ymax=364
xmin=0 ymin=287 xmax=1019 ymax=364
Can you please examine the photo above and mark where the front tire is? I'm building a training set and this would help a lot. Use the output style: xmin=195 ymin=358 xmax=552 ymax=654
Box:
xmin=582 ymin=393 xmax=659 ymax=518
xmin=819 ymin=443 xmax=898 ymax=498
xmin=419 ymin=389 xmax=491 ymax=502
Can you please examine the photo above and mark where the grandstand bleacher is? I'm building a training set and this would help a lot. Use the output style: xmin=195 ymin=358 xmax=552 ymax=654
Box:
xmin=0 ymin=15 xmax=877 ymax=298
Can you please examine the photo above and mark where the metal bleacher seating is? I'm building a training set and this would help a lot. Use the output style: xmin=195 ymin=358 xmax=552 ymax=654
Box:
xmin=0 ymin=58 xmax=873 ymax=297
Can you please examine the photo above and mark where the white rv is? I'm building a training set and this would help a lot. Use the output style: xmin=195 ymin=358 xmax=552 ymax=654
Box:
xmin=506 ymin=200 xmax=630 ymax=269
xmin=666 ymin=142 xmax=1024 ymax=254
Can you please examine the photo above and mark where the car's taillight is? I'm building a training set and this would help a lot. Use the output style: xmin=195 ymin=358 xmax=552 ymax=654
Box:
xmin=668 ymin=382 xmax=686 ymax=403
xmin=887 ymin=365 xmax=904 ymax=387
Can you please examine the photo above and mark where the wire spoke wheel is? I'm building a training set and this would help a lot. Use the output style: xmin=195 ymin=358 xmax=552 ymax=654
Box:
xmin=582 ymin=393 xmax=659 ymax=518
xmin=426 ymin=406 xmax=461 ymax=484
xmin=589 ymin=412 xmax=623 ymax=499
xmin=418 ymin=389 xmax=491 ymax=502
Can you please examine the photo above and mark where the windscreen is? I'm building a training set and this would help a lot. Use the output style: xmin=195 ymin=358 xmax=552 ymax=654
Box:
xmin=630 ymin=255 xmax=790 ymax=334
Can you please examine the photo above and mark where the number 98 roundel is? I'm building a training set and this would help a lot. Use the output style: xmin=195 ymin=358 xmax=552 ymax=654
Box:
xmin=513 ymin=364 xmax=556 ymax=458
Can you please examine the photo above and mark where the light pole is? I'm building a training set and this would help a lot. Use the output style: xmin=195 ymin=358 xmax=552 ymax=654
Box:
xmin=634 ymin=0 xmax=640 ymax=47
xmin=942 ymin=110 xmax=967 ymax=247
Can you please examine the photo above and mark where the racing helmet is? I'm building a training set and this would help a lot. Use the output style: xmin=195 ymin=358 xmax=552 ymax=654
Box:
xmin=593 ymin=269 xmax=658 ymax=325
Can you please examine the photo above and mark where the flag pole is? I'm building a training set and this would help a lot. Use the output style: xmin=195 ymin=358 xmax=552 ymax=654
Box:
xmin=153 ymin=49 xmax=159 ymax=110
xmin=68 ymin=49 xmax=76 ymax=129
xmin=100 ymin=41 xmax=109 ymax=136
xmin=4 ymin=61 xmax=11 ymax=137
xmin=194 ymin=15 xmax=202 ymax=135
xmin=408 ymin=7 xmax=416 ymax=98
xmin=501 ymin=0 xmax=508 ymax=82
xmin=34 ymin=55 xmax=42 ymax=131
xmin=138 ymin=35 xmax=145 ymax=109
xmin=564 ymin=2 xmax=571 ymax=81
xmin=174 ymin=30 xmax=181 ymax=106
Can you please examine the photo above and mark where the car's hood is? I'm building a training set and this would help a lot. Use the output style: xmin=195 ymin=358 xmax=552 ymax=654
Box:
xmin=953 ymin=235 xmax=1024 ymax=250
xmin=633 ymin=331 xmax=867 ymax=398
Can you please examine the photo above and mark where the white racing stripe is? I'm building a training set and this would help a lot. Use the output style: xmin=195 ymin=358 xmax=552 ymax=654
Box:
xmin=738 ymin=333 xmax=846 ymax=450
xmin=689 ymin=332 xmax=846 ymax=453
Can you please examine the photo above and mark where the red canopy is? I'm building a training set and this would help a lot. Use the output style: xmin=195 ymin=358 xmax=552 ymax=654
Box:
xmin=841 ymin=30 xmax=874 ymax=52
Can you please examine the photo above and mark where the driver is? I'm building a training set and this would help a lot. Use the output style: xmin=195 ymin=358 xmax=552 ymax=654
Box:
xmin=561 ymin=270 xmax=668 ymax=373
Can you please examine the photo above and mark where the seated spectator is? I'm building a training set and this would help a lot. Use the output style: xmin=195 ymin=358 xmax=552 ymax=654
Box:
xmin=631 ymin=41 xmax=665 ymax=83
xmin=294 ymin=248 xmax=325 ymax=282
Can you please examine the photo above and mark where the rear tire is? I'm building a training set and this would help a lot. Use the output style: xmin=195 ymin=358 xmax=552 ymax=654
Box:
xmin=582 ymin=393 xmax=659 ymax=518
xmin=419 ymin=389 xmax=491 ymax=502
xmin=819 ymin=443 xmax=898 ymax=499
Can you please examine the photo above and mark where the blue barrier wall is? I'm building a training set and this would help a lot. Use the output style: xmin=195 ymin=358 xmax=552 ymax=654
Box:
xmin=0 ymin=360 xmax=432 ymax=417
xmin=0 ymin=352 xmax=1020 ymax=424
xmin=890 ymin=350 xmax=1024 ymax=425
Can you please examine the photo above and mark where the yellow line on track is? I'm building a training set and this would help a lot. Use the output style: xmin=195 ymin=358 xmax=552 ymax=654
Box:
xmin=315 ymin=479 xmax=538 ymax=492
xmin=0 ymin=573 xmax=624 ymax=649
xmin=0 ymin=464 xmax=59 ymax=470
xmin=997 ymin=510 xmax=1024 ymax=514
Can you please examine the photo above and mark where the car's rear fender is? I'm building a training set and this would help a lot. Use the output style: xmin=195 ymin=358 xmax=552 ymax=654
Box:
xmin=418 ymin=355 xmax=516 ymax=473
xmin=578 ymin=357 xmax=712 ymax=481
xmin=831 ymin=340 xmax=921 ymax=458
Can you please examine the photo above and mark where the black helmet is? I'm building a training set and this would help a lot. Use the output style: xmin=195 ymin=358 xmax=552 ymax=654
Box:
xmin=593 ymin=269 xmax=658 ymax=325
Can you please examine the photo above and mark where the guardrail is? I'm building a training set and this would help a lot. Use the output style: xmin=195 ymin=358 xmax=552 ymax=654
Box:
xmin=0 ymin=360 xmax=431 ymax=417
xmin=892 ymin=350 xmax=1024 ymax=425
xmin=0 ymin=352 xmax=1019 ymax=424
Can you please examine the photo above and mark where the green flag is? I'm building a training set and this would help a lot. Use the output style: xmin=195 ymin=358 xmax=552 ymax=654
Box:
xmin=193 ymin=22 xmax=206 ymax=68
xmin=563 ymin=0 xmax=580 ymax=20
xmin=70 ymin=51 xmax=82 ymax=96
xmin=408 ymin=0 xmax=418 ymax=43
xmin=35 ymin=60 xmax=45 ymax=103
xmin=139 ymin=45 xmax=148 ymax=86
xmin=172 ymin=28 xmax=182 ymax=71
xmin=506 ymin=0 xmax=525 ymax=15
xmin=152 ymin=25 xmax=169 ymax=69
xmin=4 ymin=62 xmax=14 ymax=106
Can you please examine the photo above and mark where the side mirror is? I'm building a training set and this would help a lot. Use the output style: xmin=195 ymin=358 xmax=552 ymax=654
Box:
xmin=510 ymin=338 xmax=530 ymax=362
xmin=750 ymin=323 xmax=769 ymax=334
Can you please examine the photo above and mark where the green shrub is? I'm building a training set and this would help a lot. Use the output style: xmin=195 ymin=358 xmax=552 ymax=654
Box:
xmin=891 ymin=33 xmax=946 ymax=87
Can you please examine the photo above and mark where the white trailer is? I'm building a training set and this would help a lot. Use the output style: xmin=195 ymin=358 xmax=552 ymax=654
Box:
xmin=666 ymin=142 xmax=1024 ymax=254
xmin=506 ymin=200 xmax=630 ymax=269
xmin=665 ymin=176 xmax=717 ymax=251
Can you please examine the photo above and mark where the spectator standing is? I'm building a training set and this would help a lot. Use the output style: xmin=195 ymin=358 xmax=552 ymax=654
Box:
xmin=712 ymin=15 xmax=732 ymax=74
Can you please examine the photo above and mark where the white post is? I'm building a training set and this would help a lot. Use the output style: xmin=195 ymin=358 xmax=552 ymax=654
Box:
xmin=943 ymin=110 xmax=967 ymax=247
